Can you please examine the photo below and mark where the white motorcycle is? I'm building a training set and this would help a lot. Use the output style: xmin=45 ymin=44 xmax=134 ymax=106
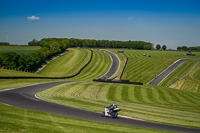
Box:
xmin=101 ymin=107 xmax=120 ymax=118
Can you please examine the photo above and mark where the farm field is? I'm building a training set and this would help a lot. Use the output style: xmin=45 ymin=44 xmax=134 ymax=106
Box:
xmin=37 ymin=81 xmax=200 ymax=128
xmin=121 ymin=50 xmax=200 ymax=84
xmin=0 ymin=45 xmax=40 ymax=54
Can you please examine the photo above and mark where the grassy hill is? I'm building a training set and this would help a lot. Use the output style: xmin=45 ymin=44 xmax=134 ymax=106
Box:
xmin=1 ymin=48 xmax=200 ymax=132
xmin=121 ymin=50 xmax=200 ymax=84
xmin=37 ymin=48 xmax=91 ymax=77
xmin=37 ymin=81 xmax=200 ymax=128
xmin=71 ymin=49 xmax=111 ymax=80
xmin=169 ymin=62 xmax=200 ymax=93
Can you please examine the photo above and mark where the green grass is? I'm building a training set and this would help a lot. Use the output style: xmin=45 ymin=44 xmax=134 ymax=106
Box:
xmin=38 ymin=48 xmax=91 ymax=77
xmin=71 ymin=49 xmax=112 ymax=80
xmin=0 ymin=79 xmax=59 ymax=90
xmin=0 ymin=69 xmax=40 ymax=77
xmin=159 ymin=60 xmax=198 ymax=87
xmin=0 ymin=46 xmax=40 ymax=54
xmin=170 ymin=62 xmax=200 ymax=93
xmin=0 ymin=103 xmax=174 ymax=133
xmin=37 ymin=81 xmax=200 ymax=128
xmin=121 ymin=50 xmax=200 ymax=84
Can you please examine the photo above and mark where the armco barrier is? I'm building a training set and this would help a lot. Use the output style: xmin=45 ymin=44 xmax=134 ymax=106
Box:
xmin=0 ymin=50 xmax=93 ymax=79
xmin=119 ymin=57 xmax=128 ymax=80
xmin=93 ymin=79 xmax=143 ymax=85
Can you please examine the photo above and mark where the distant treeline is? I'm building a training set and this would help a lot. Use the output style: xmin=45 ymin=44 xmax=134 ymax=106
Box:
xmin=30 ymin=38 xmax=154 ymax=50
xmin=177 ymin=46 xmax=200 ymax=51
xmin=0 ymin=38 xmax=154 ymax=72
xmin=0 ymin=39 xmax=70 ymax=72
xmin=0 ymin=42 xmax=10 ymax=46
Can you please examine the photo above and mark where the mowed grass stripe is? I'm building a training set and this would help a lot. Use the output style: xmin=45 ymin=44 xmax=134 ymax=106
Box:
xmin=72 ymin=49 xmax=111 ymax=80
xmin=38 ymin=81 xmax=200 ymax=127
xmin=38 ymin=48 xmax=91 ymax=77
xmin=160 ymin=60 xmax=198 ymax=87
xmin=121 ymin=50 xmax=200 ymax=84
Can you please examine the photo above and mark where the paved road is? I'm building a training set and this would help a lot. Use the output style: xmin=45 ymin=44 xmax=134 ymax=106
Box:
xmin=102 ymin=50 xmax=120 ymax=78
xmin=0 ymin=81 xmax=200 ymax=133
xmin=148 ymin=58 xmax=194 ymax=85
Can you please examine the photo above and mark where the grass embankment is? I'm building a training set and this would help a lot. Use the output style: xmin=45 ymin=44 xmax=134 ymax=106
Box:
xmin=37 ymin=81 xmax=200 ymax=128
xmin=38 ymin=48 xmax=91 ymax=77
xmin=159 ymin=60 xmax=198 ymax=87
xmin=105 ymin=49 xmax=127 ymax=80
xmin=0 ymin=103 xmax=173 ymax=133
xmin=0 ymin=69 xmax=41 ymax=77
xmin=121 ymin=50 xmax=200 ymax=84
xmin=170 ymin=62 xmax=200 ymax=93
xmin=71 ymin=49 xmax=111 ymax=80
xmin=0 ymin=45 xmax=40 ymax=54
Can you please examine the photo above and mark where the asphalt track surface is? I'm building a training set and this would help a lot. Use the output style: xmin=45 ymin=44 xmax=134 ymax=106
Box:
xmin=1 ymin=52 xmax=200 ymax=132
xmin=148 ymin=58 xmax=196 ymax=85
xmin=1 ymin=81 xmax=200 ymax=133
xmin=102 ymin=50 xmax=120 ymax=78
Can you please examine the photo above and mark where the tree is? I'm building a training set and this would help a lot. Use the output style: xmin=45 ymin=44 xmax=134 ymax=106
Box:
xmin=162 ymin=45 xmax=167 ymax=50
xmin=177 ymin=46 xmax=182 ymax=51
xmin=156 ymin=44 xmax=161 ymax=50
xmin=28 ymin=39 xmax=39 ymax=46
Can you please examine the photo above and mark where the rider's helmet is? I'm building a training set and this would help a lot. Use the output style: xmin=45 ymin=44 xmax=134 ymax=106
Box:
xmin=113 ymin=102 xmax=117 ymax=108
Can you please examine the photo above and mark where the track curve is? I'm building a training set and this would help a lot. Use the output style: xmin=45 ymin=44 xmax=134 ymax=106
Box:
xmin=101 ymin=50 xmax=120 ymax=78
xmin=0 ymin=81 xmax=200 ymax=133
xmin=148 ymin=58 xmax=200 ymax=85
xmin=1 ymin=53 xmax=200 ymax=132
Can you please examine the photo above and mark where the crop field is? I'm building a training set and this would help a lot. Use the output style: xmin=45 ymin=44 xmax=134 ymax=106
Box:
xmin=0 ymin=46 xmax=40 ymax=54
xmin=37 ymin=81 xmax=200 ymax=128
xmin=37 ymin=48 xmax=91 ymax=77
xmin=121 ymin=50 xmax=200 ymax=84
xmin=170 ymin=62 xmax=200 ymax=93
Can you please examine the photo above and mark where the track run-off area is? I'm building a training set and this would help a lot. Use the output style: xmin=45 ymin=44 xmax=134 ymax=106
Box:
xmin=1 ymin=50 xmax=200 ymax=132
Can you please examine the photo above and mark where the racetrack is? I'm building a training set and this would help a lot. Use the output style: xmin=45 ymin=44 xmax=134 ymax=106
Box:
xmin=1 ymin=51 xmax=200 ymax=132
xmin=0 ymin=81 xmax=200 ymax=133
xmin=148 ymin=58 xmax=199 ymax=85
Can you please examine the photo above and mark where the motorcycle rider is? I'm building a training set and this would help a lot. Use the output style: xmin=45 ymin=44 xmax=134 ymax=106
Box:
xmin=107 ymin=102 xmax=117 ymax=115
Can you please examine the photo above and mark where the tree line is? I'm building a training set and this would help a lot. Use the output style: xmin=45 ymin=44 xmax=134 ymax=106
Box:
xmin=0 ymin=39 xmax=70 ymax=72
xmin=177 ymin=46 xmax=200 ymax=51
xmin=0 ymin=38 xmax=154 ymax=72
xmin=0 ymin=42 xmax=10 ymax=46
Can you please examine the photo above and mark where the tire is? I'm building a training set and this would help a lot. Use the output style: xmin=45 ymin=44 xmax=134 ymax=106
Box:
xmin=111 ymin=112 xmax=118 ymax=119
xmin=101 ymin=112 xmax=105 ymax=117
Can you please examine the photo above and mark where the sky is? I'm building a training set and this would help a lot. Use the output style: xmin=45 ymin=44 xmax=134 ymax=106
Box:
xmin=0 ymin=0 xmax=200 ymax=49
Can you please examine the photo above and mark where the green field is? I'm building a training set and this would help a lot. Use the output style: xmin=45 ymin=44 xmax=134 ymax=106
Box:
xmin=1 ymin=48 xmax=200 ymax=132
xmin=0 ymin=103 xmax=173 ymax=133
xmin=159 ymin=60 xmax=199 ymax=88
xmin=0 ymin=46 xmax=40 ymax=54
xmin=121 ymin=50 xmax=200 ymax=84
xmin=37 ymin=81 xmax=200 ymax=128
xmin=170 ymin=62 xmax=200 ymax=93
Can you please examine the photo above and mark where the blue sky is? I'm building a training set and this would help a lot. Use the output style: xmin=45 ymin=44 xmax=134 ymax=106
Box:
xmin=0 ymin=0 xmax=200 ymax=49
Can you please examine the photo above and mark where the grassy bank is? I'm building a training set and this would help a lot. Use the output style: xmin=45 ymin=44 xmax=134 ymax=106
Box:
xmin=37 ymin=81 xmax=200 ymax=128
xmin=121 ymin=50 xmax=200 ymax=84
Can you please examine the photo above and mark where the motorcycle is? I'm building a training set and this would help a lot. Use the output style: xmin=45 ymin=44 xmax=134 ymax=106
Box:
xmin=101 ymin=107 xmax=120 ymax=118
